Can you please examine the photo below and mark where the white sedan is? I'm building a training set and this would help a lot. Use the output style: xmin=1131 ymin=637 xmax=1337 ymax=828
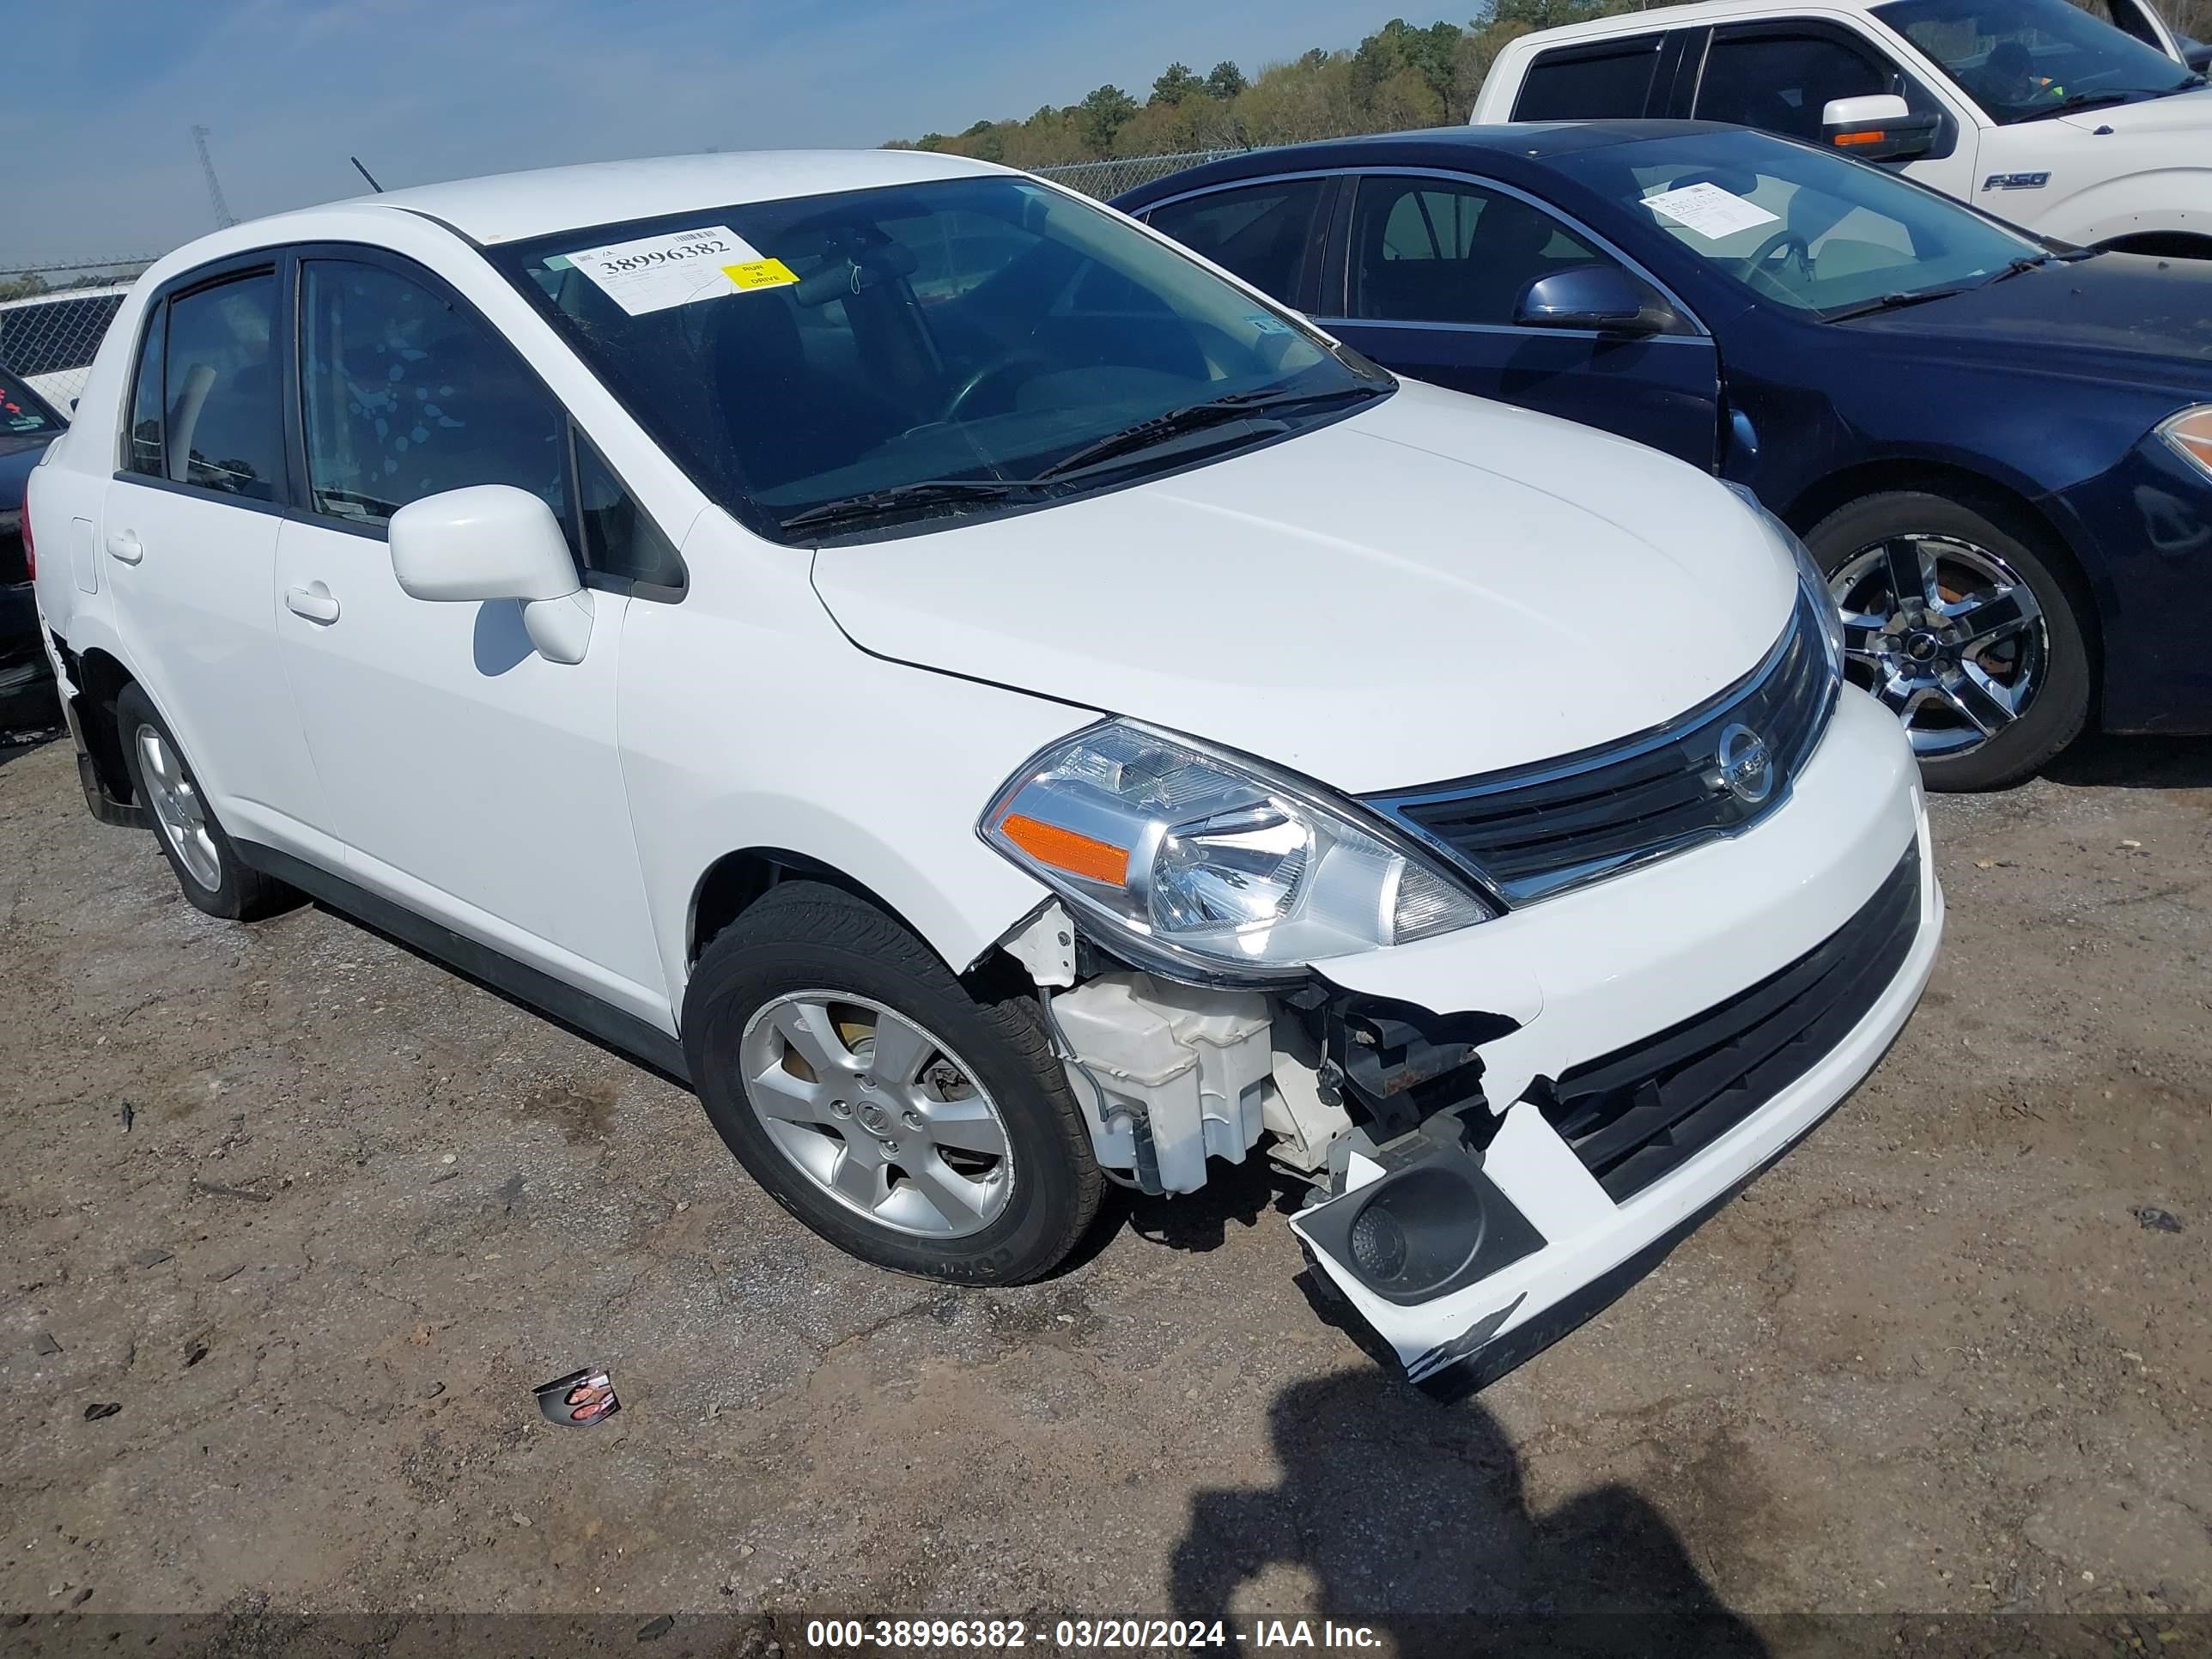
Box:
xmin=27 ymin=149 xmax=1939 ymax=1392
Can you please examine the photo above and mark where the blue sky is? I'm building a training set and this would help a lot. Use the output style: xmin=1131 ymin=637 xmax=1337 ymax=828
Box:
xmin=7 ymin=0 xmax=1461 ymax=268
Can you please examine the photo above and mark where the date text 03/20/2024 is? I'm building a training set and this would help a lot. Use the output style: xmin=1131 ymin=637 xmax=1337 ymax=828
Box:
xmin=802 ymin=1619 xmax=1383 ymax=1649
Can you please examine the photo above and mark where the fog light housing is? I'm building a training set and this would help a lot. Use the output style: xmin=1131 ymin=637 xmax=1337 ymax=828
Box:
xmin=1298 ymin=1140 xmax=1547 ymax=1307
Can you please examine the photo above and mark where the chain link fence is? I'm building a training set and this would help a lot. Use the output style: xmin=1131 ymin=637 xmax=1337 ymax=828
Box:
xmin=0 ymin=259 xmax=155 ymax=410
xmin=1031 ymin=148 xmax=1244 ymax=201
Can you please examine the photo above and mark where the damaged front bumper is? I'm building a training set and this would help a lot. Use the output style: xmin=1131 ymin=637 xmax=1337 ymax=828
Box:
xmin=1288 ymin=690 xmax=1941 ymax=1394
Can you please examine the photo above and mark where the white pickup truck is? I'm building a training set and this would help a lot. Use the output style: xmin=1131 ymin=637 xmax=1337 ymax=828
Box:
xmin=1471 ymin=0 xmax=2212 ymax=256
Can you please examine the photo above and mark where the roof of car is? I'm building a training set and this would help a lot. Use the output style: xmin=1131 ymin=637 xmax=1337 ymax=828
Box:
xmin=1111 ymin=120 xmax=1750 ymax=204
xmin=336 ymin=148 xmax=1006 ymax=247
xmin=1499 ymin=0 xmax=1898 ymax=51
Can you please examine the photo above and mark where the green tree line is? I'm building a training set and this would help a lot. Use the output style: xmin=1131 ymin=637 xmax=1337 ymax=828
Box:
xmin=884 ymin=2 xmax=1666 ymax=166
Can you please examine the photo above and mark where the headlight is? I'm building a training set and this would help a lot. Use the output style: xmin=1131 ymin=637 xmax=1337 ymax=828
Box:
xmin=981 ymin=720 xmax=1493 ymax=979
xmin=2158 ymin=405 xmax=2212 ymax=483
xmin=1725 ymin=481 xmax=1844 ymax=674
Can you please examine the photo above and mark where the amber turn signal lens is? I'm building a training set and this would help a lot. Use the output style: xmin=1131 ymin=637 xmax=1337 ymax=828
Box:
xmin=996 ymin=813 xmax=1130 ymax=886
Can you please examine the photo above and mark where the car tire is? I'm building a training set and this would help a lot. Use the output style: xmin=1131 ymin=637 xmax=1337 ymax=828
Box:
xmin=114 ymin=683 xmax=298 ymax=921
xmin=683 ymin=880 xmax=1103 ymax=1285
xmin=1805 ymin=489 xmax=2093 ymax=792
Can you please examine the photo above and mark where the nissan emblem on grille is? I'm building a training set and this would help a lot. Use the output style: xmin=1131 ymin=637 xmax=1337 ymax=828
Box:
xmin=1715 ymin=723 xmax=1773 ymax=805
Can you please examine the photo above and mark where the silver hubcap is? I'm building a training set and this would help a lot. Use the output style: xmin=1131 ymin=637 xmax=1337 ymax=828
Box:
xmin=738 ymin=992 xmax=1013 ymax=1239
xmin=134 ymin=723 xmax=222 ymax=891
xmin=1830 ymin=535 xmax=2047 ymax=759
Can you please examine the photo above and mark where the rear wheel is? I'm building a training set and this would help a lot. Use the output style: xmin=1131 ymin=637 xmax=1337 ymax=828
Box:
xmin=113 ymin=683 xmax=297 ymax=921
xmin=1805 ymin=490 xmax=2091 ymax=791
xmin=683 ymin=881 xmax=1102 ymax=1284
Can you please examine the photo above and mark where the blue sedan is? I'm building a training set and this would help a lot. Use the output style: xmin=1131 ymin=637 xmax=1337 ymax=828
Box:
xmin=1115 ymin=123 xmax=2212 ymax=789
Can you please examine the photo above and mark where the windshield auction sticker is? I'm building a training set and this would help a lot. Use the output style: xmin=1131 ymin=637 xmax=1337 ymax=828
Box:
xmin=1640 ymin=182 xmax=1780 ymax=240
xmin=563 ymin=226 xmax=796 ymax=314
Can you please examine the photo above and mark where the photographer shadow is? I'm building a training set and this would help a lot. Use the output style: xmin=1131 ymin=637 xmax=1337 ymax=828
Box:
xmin=1170 ymin=1369 xmax=1767 ymax=1658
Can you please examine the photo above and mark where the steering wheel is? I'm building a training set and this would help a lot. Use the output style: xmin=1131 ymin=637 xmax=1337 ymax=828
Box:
xmin=940 ymin=354 xmax=1055 ymax=423
xmin=1743 ymin=228 xmax=1813 ymax=289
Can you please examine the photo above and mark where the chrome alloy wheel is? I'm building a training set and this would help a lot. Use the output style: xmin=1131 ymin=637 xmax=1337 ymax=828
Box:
xmin=134 ymin=723 xmax=222 ymax=891
xmin=1830 ymin=535 xmax=2047 ymax=759
xmin=738 ymin=992 xmax=1014 ymax=1239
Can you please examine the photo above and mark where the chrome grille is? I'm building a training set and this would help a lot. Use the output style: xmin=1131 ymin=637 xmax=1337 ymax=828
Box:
xmin=1368 ymin=596 xmax=1838 ymax=906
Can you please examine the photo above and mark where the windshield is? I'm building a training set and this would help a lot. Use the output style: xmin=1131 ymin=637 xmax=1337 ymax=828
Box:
xmin=0 ymin=368 xmax=62 ymax=436
xmin=492 ymin=173 xmax=1386 ymax=539
xmin=1875 ymin=0 xmax=2199 ymax=122
xmin=1553 ymin=130 xmax=2045 ymax=315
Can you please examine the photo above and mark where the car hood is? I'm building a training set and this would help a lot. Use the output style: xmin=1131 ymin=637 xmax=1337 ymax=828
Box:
xmin=1837 ymin=252 xmax=2212 ymax=396
xmin=809 ymin=380 xmax=1794 ymax=797
xmin=2053 ymin=84 xmax=2212 ymax=135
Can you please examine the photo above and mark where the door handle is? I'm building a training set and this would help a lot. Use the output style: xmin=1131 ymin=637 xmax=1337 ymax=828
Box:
xmin=106 ymin=530 xmax=143 ymax=564
xmin=284 ymin=583 xmax=342 ymax=624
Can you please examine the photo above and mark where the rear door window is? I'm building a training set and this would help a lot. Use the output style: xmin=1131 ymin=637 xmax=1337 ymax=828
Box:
xmin=159 ymin=275 xmax=283 ymax=502
xmin=1145 ymin=179 xmax=1329 ymax=303
xmin=1512 ymin=39 xmax=1668 ymax=118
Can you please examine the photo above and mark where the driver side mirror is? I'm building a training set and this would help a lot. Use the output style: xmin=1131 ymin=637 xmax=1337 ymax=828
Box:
xmin=389 ymin=484 xmax=594 ymax=665
xmin=1514 ymin=266 xmax=1674 ymax=335
xmin=1821 ymin=94 xmax=1941 ymax=161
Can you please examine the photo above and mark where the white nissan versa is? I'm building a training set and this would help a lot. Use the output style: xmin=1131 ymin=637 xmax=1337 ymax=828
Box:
xmin=27 ymin=151 xmax=1941 ymax=1391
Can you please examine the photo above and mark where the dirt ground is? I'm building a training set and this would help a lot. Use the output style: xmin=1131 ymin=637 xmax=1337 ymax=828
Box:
xmin=1 ymin=727 xmax=2207 ymax=1656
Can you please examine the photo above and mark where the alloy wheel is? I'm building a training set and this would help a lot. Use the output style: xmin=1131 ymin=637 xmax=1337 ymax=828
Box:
xmin=1830 ymin=534 xmax=2047 ymax=759
xmin=134 ymin=723 xmax=223 ymax=891
xmin=738 ymin=991 xmax=1015 ymax=1239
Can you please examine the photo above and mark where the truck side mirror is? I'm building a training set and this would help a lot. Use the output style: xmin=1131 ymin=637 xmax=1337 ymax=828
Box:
xmin=1821 ymin=94 xmax=1940 ymax=161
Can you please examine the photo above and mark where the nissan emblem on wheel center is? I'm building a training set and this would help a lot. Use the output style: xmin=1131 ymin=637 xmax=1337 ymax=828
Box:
xmin=534 ymin=1367 xmax=620 ymax=1426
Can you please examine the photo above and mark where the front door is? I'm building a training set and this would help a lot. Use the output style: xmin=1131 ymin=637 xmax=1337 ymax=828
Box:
xmin=271 ymin=251 xmax=667 ymax=1024
xmin=1323 ymin=173 xmax=1722 ymax=470
xmin=101 ymin=265 xmax=331 ymax=857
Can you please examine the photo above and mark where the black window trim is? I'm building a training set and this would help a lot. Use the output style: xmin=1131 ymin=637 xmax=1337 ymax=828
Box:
xmin=1689 ymin=15 xmax=1960 ymax=160
xmin=1511 ymin=31 xmax=1675 ymax=119
xmin=112 ymin=253 xmax=292 ymax=517
xmin=115 ymin=240 xmax=686 ymax=602
xmin=1133 ymin=171 xmax=1344 ymax=317
xmin=1311 ymin=167 xmax=1711 ymax=341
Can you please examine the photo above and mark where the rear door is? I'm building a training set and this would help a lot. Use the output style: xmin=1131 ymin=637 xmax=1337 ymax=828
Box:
xmin=1319 ymin=171 xmax=1721 ymax=469
xmin=100 ymin=264 xmax=331 ymax=857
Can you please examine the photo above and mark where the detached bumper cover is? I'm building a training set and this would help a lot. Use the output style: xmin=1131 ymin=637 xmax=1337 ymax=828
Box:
xmin=1291 ymin=690 xmax=1942 ymax=1391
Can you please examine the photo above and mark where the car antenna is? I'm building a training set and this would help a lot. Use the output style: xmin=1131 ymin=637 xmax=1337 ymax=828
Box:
xmin=349 ymin=155 xmax=385 ymax=193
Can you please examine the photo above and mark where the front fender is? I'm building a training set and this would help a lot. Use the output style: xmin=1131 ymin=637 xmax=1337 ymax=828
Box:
xmin=2037 ymin=167 xmax=2212 ymax=248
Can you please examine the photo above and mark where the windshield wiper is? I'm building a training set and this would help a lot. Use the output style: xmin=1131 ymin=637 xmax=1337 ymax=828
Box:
xmin=1033 ymin=385 xmax=1379 ymax=481
xmin=779 ymin=477 xmax=1044 ymax=534
xmin=2015 ymin=88 xmax=2146 ymax=122
xmin=1821 ymin=285 xmax=1977 ymax=321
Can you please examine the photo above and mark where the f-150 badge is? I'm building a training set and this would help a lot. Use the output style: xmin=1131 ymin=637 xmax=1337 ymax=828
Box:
xmin=1983 ymin=172 xmax=2052 ymax=191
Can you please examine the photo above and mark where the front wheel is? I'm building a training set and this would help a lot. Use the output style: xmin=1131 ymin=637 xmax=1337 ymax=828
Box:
xmin=683 ymin=882 xmax=1103 ymax=1284
xmin=1805 ymin=490 xmax=2092 ymax=791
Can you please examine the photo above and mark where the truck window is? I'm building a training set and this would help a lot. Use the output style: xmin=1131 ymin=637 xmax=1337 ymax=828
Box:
xmin=1512 ymin=40 xmax=1667 ymax=119
xmin=1694 ymin=30 xmax=1899 ymax=140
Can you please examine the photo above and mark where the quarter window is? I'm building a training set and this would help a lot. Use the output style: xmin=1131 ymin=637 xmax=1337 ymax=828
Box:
xmin=160 ymin=275 xmax=283 ymax=501
xmin=574 ymin=435 xmax=683 ymax=588
xmin=1513 ymin=40 xmax=1666 ymax=119
xmin=124 ymin=304 xmax=166 ymax=478
xmin=299 ymin=259 xmax=568 ymax=530
xmin=1145 ymin=179 xmax=1328 ymax=302
xmin=1346 ymin=176 xmax=1622 ymax=327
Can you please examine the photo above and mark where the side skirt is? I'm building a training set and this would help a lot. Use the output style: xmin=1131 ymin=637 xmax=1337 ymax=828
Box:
xmin=235 ymin=839 xmax=692 ymax=1085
